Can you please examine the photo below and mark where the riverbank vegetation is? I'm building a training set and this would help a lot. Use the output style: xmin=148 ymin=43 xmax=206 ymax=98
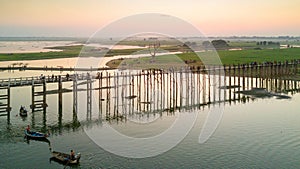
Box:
xmin=1 ymin=38 xmax=300 ymax=68
xmin=0 ymin=45 xmax=82 ymax=61
xmin=106 ymin=47 xmax=300 ymax=68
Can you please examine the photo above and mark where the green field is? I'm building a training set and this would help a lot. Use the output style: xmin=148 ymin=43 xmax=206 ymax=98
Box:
xmin=216 ymin=48 xmax=300 ymax=65
xmin=106 ymin=48 xmax=300 ymax=68
xmin=0 ymin=44 xmax=195 ymax=62
xmin=0 ymin=45 xmax=144 ymax=61
xmin=0 ymin=45 xmax=82 ymax=61
xmin=1 ymin=43 xmax=300 ymax=67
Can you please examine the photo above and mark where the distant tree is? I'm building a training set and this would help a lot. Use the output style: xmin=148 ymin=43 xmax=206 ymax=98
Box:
xmin=263 ymin=41 xmax=267 ymax=45
xmin=211 ymin=39 xmax=229 ymax=49
xmin=202 ymin=41 xmax=212 ymax=50
xmin=202 ymin=41 xmax=211 ymax=47
xmin=268 ymin=41 xmax=280 ymax=46
xmin=148 ymin=40 xmax=160 ymax=62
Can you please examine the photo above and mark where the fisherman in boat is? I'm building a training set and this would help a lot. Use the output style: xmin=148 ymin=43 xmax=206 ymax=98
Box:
xmin=20 ymin=106 xmax=24 ymax=112
xmin=70 ymin=150 xmax=75 ymax=160
xmin=26 ymin=125 xmax=30 ymax=133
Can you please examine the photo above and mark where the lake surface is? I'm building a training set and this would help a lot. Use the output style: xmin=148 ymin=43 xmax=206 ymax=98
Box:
xmin=0 ymin=41 xmax=145 ymax=54
xmin=0 ymin=41 xmax=75 ymax=53
xmin=0 ymin=41 xmax=300 ymax=168
xmin=0 ymin=68 xmax=299 ymax=168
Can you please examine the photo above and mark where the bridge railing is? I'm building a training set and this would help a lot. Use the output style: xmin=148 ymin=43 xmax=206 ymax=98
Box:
xmin=0 ymin=59 xmax=299 ymax=87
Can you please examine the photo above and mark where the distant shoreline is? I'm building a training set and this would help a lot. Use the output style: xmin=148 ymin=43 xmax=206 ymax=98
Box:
xmin=1 ymin=37 xmax=300 ymax=68
xmin=0 ymin=37 xmax=87 ymax=42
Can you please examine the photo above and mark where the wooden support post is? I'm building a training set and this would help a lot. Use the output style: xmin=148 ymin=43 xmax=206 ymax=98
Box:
xmin=160 ymin=70 xmax=163 ymax=111
xmin=197 ymin=68 xmax=200 ymax=107
xmin=116 ymin=72 xmax=119 ymax=116
xmin=229 ymin=65 xmax=232 ymax=103
xmin=275 ymin=78 xmax=278 ymax=93
xmin=190 ymin=71 xmax=194 ymax=107
xmin=106 ymin=72 xmax=109 ymax=117
xmin=58 ymin=76 xmax=62 ymax=129
xmin=58 ymin=76 xmax=62 ymax=116
xmin=43 ymin=78 xmax=47 ymax=108
xmin=162 ymin=70 xmax=165 ymax=110
xmin=203 ymin=67 xmax=206 ymax=105
xmin=180 ymin=70 xmax=183 ymax=108
xmin=247 ymin=64 xmax=250 ymax=90
xmin=99 ymin=72 xmax=103 ymax=114
xmin=237 ymin=64 xmax=241 ymax=101
xmin=242 ymin=64 xmax=245 ymax=91
xmin=31 ymin=79 xmax=35 ymax=111
xmin=106 ymin=72 xmax=111 ymax=116
xmin=169 ymin=70 xmax=172 ymax=110
xmin=255 ymin=65 xmax=258 ymax=87
xmin=185 ymin=70 xmax=189 ymax=107
xmin=208 ymin=66 xmax=211 ymax=104
xmin=213 ymin=66 xmax=216 ymax=103
xmin=224 ymin=66 xmax=227 ymax=102
xmin=175 ymin=71 xmax=178 ymax=109
xmin=7 ymin=87 xmax=11 ymax=124
xmin=152 ymin=71 xmax=155 ymax=111
xmin=73 ymin=74 xmax=78 ymax=114
xmin=139 ymin=71 xmax=142 ymax=112
xmin=147 ymin=71 xmax=150 ymax=111
xmin=219 ymin=65 xmax=221 ymax=103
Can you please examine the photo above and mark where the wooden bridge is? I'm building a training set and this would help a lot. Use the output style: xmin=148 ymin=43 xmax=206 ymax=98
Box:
xmin=0 ymin=60 xmax=299 ymax=124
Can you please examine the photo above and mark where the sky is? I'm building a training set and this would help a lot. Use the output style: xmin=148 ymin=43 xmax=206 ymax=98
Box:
xmin=0 ymin=0 xmax=300 ymax=37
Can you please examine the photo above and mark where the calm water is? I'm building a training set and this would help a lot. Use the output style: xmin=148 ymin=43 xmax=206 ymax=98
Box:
xmin=0 ymin=41 xmax=145 ymax=54
xmin=0 ymin=42 xmax=300 ymax=168
xmin=0 ymin=41 xmax=75 ymax=53
xmin=0 ymin=75 xmax=299 ymax=168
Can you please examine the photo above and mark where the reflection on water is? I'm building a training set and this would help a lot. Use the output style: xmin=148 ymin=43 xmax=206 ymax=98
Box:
xmin=24 ymin=136 xmax=51 ymax=148
xmin=0 ymin=69 xmax=300 ymax=168
xmin=1 ymin=92 xmax=300 ymax=168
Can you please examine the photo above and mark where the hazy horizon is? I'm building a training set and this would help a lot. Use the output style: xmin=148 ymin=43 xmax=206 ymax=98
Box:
xmin=1 ymin=0 xmax=300 ymax=37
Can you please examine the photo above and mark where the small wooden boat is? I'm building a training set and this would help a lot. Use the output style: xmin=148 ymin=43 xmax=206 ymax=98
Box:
xmin=24 ymin=130 xmax=49 ymax=140
xmin=19 ymin=106 xmax=28 ymax=117
xmin=50 ymin=151 xmax=81 ymax=165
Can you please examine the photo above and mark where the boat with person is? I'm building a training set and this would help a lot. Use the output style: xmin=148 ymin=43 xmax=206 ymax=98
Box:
xmin=50 ymin=151 xmax=81 ymax=165
xmin=19 ymin=106 xmax=28 ymax=117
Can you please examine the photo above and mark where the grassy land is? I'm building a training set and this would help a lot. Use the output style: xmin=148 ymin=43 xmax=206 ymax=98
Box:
xmin=0 ymin=45 xmax=145 ymax=61
xmin=106 ymin=48 xmax=300 ymax=68
xmin=217 ymin=48 xmax=300 ymax=65
xmin=1 ymin=43 xmax=300 ymax=68
xmin=0 ymin=45 xmax=82 ymax=61
xmin=107 ymin=53 xmax=203 ymax=70
xmin=227 ymin=41 xmax=257 ymax=48
xmin=0 ymin=44 xmax=191 ymax=62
